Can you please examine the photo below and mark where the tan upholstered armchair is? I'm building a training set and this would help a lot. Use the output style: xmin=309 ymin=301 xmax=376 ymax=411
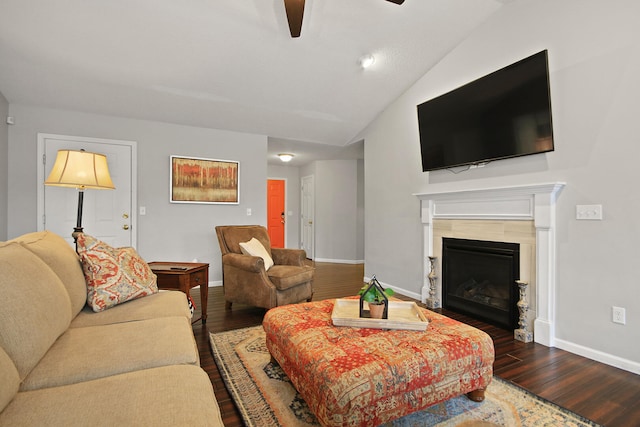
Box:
xmin=215 ymin=225 xmax=314 ymax=310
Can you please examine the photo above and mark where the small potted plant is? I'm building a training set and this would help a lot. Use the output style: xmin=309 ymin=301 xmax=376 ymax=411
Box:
xmin=358 ymin=275 xmax=394 ymax=319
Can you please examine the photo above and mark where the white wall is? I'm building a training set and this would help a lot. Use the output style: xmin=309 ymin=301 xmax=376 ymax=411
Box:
xmin=362 ymin=0 xmax=640 ymax=372
xmin=6 ymin=104 xmax=267 ymax=284
xmin=267 ymin=163 xmax=300 ymax=248
xmin=0 ymin=91 xmax=8 ymax=240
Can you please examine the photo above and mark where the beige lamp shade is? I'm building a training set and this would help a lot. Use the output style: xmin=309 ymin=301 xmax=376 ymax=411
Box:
xmin=45 ymin=149 xmax=115 ymax=190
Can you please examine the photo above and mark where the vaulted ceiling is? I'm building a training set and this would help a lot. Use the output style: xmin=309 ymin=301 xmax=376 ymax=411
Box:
xmin=0 ymin=0 xmax=511 ymax=163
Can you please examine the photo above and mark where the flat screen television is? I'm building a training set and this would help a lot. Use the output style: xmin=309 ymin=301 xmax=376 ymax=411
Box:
xmin=417 ymin=50 xmax=554 ymax=172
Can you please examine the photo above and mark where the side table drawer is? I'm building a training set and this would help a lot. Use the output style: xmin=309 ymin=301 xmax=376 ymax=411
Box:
xmin=191 ymin=270 xmax=207 ymax=289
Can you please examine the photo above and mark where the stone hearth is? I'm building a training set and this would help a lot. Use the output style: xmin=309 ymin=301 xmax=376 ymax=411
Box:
xmin=415 ymin=183 xmax=565 ymax=347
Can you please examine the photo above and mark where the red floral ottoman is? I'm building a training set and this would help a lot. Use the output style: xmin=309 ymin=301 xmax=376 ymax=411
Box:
xmin=263 ymin=299 xmax=494 ymax=427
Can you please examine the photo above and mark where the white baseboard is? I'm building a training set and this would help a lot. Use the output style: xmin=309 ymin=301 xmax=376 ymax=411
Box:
xmin=185 ymin=282 xmax=222 ymax=289
xmin=362 ymin=278 xmax=640 ymax=376
xmin=554 ymin=338 xmax=640 ymax=375
xmin=314 ymin=258 xmax=364 ymax=264
xmin=363 ymin=276 xmax=422 ymax=301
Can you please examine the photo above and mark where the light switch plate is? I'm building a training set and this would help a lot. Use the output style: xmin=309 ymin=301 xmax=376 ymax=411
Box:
xmin=576 ymin=204 xmax=603 ymax=220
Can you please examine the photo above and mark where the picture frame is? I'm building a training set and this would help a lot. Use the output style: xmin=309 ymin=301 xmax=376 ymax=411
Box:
xmin=170 ymin=155 xmax=239 ymax=204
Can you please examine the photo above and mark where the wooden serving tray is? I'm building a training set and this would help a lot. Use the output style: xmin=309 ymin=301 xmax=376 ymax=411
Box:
xmin=331 ymin=299 xmax=429 ymax=331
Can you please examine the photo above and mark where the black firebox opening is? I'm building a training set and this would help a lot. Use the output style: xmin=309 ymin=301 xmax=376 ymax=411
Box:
xmin=442 ymin=238 xmax=519 ymax=330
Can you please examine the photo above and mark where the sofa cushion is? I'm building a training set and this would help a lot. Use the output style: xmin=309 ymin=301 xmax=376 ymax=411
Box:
xmin=240 ymin=237 xmax=274 ymax=270
xmin=20 ymin=317 xmax=200 ymax=391
xmin=0 ymin=365 xmax=224 ymax=427
xmin=70 ymin=290 xmax=191 ymax=328
xmin=76 ymin=233 xmax=158 ymax=312
xmin=0 ymin=347 xmax=19 ymax=414
xmin=0 ymin=242 xmax=72 ymax=380
xmin=13 ymin=231 xmax=88 ymax=317
xmin=21 ymin=316 xmax=199 ymax=391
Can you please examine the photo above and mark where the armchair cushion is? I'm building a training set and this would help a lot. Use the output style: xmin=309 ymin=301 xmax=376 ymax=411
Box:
xmin=217 ymin=225 xmax=272 ymax=256
xmin=271 ymin=247 xmax=306 ymax=266
xmin=239 ymin=238 xmax=274 ymax=271
xmin=268 ymin=265 xmax=315 ymax=291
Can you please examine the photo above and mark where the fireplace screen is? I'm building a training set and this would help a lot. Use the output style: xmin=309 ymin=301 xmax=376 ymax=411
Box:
xmin=442 ymin=238 xmax=519 ymax=330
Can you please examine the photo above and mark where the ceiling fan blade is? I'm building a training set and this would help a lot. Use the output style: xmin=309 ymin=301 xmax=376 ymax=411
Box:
xmin=386 ymin=0 xmax=405 ymax=4
xmin=284 ymin=0 xmax=305 ymax=38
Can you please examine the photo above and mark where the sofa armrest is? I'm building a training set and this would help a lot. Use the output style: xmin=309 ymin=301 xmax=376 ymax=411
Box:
xmin=271 ymin=248 xmax=307 ymax=267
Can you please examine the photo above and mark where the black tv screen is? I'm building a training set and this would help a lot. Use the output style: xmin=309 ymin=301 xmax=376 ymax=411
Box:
xmin=417 ymin=50 xmax=554 ymax=172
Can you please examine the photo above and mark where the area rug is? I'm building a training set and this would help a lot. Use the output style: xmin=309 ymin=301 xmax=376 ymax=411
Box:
xmin=210 ymin=326 xmax=600 ymax=427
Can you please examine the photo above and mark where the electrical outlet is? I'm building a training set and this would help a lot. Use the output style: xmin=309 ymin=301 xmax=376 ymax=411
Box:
xmin=612 ymin=306 xmax=626 ymax=325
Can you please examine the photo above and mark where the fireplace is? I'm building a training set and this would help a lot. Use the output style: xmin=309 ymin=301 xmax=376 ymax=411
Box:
xmin=442 ymin=238 xmax=519 ymax=330
xmin=415 ymin=182 xmax=565 ymax=346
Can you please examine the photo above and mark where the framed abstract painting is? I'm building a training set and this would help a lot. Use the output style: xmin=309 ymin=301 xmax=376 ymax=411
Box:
xmin=170 ymin=155 xmax=239 ymax=204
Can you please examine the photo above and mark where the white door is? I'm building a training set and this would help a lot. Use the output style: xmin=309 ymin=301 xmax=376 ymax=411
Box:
xmin=301 ymin=174 xmax=314 ymax=259
xmin=37 ymin=134 xmax=137 ymax=248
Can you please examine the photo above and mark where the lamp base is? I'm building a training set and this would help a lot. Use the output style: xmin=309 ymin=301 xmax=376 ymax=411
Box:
xmin=73 ymin=189 xmax=84 ymax=250
xmin=72 ymin=227 xmax=84 ymax=248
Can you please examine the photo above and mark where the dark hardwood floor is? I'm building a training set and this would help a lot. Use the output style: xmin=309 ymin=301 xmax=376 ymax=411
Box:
xmin=191 ymin=262 xmax=640 ymax=426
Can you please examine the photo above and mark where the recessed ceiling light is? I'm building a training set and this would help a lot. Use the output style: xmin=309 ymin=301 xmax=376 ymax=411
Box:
xmin=359 ymin=54 xmax=375 ymax=69
xmin=278 ymin=153 xmax=294 ymax=162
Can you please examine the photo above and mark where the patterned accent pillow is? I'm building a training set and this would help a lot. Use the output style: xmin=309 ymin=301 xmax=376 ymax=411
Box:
xmin=76 ymin=233 xmax=158 ymax=312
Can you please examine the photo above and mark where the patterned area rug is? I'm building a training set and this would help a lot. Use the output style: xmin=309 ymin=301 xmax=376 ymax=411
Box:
xmin=210 ymin=326 xmax=600 ymax=427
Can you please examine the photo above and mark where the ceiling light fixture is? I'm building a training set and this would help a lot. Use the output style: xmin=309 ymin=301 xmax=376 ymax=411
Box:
xmin=359 ymin=54 xmax=376 ymax=69
xmin=278 ymin=153 xmax=295 ymax=162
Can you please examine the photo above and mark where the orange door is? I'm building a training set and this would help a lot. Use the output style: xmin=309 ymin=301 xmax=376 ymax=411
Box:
xmin=267 ymin=179 xmax=285 ymax=248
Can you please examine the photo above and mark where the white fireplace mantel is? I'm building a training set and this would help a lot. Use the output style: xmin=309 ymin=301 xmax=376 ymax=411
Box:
xmin=414 ymin=182 xmax=565 ymax=347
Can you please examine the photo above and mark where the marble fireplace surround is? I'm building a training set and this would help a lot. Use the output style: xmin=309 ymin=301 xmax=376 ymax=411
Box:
xmin=415 ymin=182 xmax=565 ymax=347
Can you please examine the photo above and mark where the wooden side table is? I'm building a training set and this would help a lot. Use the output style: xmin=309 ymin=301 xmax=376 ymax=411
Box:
xmin=148 ymin=262 xmax=209 ymax=324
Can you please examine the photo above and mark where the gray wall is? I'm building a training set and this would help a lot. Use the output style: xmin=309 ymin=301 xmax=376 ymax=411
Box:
xmin=0 ymin=92 xmax=7 ymax=240
xmin=356 ymin=159 xmax=364 ymax=260
xmin=362 ymin=0 xmax=640 ymax=370
xmin=315 ymin=159 xmax=362 ymax=263
xmin=6 ymin=104 xmax=267 ymax=284
xmin=299 ymin=159 xmax=364 ymax=263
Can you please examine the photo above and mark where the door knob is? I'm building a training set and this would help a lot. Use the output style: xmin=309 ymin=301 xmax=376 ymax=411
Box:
xmin=123 ymin=224 xmax=130 ymax=230
xmin=122 ymin=213 xmax=129 ymax=219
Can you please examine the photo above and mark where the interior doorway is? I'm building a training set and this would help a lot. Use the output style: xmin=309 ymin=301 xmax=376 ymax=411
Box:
xmin=267 ymin=179 xmax=286 ymax=248
xmin=301 ymin=174 xmax=314 ymax=259
xmin=37 ymin=133 xmax=137 ymax=248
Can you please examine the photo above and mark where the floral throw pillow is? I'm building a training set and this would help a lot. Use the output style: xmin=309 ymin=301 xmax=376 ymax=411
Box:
xmin=76 ymin=233 xmax=158 ymax=312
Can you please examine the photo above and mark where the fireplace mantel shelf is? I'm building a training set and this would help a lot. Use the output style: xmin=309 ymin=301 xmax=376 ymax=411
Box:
xmin=413 ymin=182 xmax=565 ymax=199
xmin=414 ymin=182 xmax=565 ymax=222
xmin=415 ymin=182 xmax=565 ymax=347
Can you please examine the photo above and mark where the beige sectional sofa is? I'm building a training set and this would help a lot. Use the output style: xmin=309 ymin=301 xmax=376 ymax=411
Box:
xmin=0 ymin=231 xmax=223 ymax=426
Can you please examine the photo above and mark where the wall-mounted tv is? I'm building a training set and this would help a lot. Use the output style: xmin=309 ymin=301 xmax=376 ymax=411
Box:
xmin=417 ymin=50 xmax=554 ymax=172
